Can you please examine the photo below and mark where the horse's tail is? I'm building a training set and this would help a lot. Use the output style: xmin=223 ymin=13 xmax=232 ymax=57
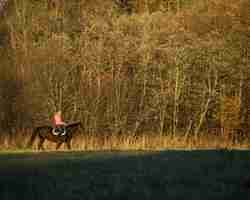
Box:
xmin=26 ymin=127 xmax=38 ymax=148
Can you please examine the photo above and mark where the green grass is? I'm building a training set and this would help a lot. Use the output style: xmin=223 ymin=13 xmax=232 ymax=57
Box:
xmin=0 ymin=150 xmax=250 ymax=200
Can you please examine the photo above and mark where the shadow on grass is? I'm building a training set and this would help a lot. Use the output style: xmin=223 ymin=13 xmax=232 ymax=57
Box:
xmin=0 ymin=150 xmax=250 ymax=200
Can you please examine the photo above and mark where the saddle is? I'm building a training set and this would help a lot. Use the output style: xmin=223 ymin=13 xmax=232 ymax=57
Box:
xmin=52 ymin=126 xmax=66 ymax=136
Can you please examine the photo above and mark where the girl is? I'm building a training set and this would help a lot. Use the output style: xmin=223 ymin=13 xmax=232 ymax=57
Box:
xmin=53 ymin=110 xmax=66 ymax=126
xmin=52 ymin=111 xmax=66 ymax=136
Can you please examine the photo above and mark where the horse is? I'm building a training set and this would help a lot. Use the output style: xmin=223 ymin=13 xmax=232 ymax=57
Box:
xmin=27 ymin=121 xmax=83 ymax=150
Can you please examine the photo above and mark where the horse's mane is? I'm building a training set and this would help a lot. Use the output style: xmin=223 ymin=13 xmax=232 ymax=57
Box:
xmin=66 ymin=121 xmax=81 ymax=128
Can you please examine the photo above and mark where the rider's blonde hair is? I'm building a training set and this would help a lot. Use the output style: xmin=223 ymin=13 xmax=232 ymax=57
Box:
xmin=56 ymin=110 xmax=62 ymax=115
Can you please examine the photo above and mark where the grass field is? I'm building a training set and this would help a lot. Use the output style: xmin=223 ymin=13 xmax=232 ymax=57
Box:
xmin=0 ymin=150 xmax=250 ymax=200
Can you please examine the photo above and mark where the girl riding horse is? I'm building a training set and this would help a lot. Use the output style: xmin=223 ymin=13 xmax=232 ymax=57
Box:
xmin=52 ymin=111 xmax=67 ymax=136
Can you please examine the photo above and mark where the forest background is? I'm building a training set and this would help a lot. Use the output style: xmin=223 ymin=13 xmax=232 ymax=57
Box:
xmin=0 ymin=0 xmax=249 ymax=150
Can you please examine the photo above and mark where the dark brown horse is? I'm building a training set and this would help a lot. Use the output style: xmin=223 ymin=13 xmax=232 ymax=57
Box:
xmin=27 ymin=121 xmax=83 ymax=150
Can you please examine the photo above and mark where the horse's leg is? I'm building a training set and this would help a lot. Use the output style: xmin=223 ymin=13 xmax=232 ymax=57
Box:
xmin=66 ymin=140 xmax=71 ymax=150
xmin=56 ymin=142 xmax=63 ymax=150
xmin=38 ymin=137 xmax=45 ymax=150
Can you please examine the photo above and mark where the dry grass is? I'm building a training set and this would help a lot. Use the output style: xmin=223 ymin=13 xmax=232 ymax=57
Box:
xmin=0 ymin=129 xmax=249 ymax=151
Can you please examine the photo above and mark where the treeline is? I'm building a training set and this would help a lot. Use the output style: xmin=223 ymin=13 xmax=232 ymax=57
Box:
xmin=0 ymin=0 xmax=249 ymax=141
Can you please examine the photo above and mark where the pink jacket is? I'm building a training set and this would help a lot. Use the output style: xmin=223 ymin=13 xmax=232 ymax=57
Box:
xmin=53 ymin=113 xmax=66 ymax=126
